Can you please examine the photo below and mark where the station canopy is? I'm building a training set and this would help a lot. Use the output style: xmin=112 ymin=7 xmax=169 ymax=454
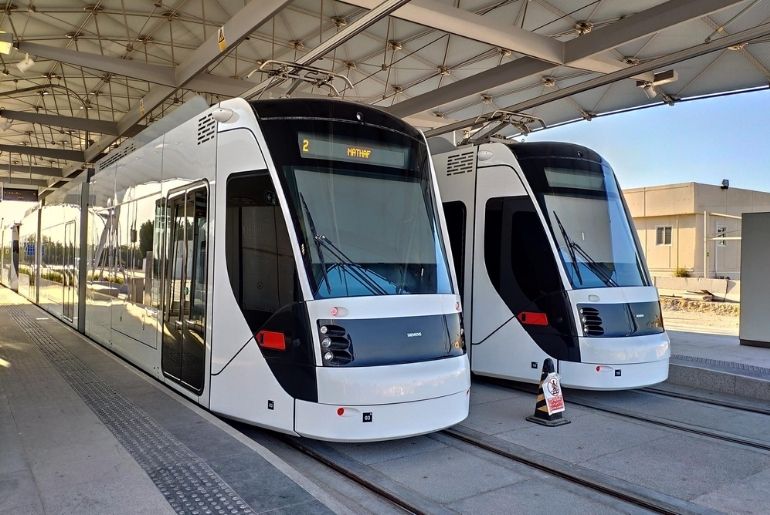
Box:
xmin=0 ymin=0 xmax=768 ymax=193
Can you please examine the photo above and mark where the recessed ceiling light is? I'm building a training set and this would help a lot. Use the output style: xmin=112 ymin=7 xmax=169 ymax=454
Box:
xmin=0 ymin=31 xmax=12 ymax=55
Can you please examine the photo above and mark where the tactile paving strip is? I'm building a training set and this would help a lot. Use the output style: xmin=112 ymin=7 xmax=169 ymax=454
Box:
xmin=8 ymin=307 xmax=255 ymax=515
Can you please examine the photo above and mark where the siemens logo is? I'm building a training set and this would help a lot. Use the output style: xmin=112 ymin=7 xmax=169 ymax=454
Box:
xmin=406 ymin=332 xmax=422 ymax=338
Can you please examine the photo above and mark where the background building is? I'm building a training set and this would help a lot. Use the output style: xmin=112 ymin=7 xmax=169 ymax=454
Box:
xmin=624 ymin=183 xmax=770 ymax=279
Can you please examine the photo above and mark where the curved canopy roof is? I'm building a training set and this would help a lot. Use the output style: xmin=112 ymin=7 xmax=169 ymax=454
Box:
xmin=0 ymin=0 xmax=767 ymax=192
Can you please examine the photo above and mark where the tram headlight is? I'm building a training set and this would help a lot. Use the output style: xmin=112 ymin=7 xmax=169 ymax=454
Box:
xmin=317 ymin=322 xmax=353 ymax=366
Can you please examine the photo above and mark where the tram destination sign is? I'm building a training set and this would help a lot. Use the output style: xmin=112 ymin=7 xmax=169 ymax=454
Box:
xmin=1 ymin=187 xmax=38 ymax=202
xmin=298 ymin=132 xmax=408 ymax=168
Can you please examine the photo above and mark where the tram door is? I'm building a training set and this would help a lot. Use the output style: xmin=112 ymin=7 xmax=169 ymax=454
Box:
xmin=62 ymin=221 xmax=77 ymax=321
xmin=162 ymin=185 xmax=208 ymax=395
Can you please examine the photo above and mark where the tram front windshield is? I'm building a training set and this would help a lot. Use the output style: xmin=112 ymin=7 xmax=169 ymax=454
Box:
xmin=260 ymin=118 xmax=453 ymax=300
xmin=519 ymin=156 xmax=649 ymax=289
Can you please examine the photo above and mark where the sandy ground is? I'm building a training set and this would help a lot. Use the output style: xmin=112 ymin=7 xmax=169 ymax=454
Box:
xmin=662 ymin=307 xmax=739 ymax=336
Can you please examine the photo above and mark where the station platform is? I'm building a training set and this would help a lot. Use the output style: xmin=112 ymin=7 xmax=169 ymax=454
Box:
xmin=3 ymin=281 xmax=769 ymax=514
xmin=0 ymin=288 xmax=339 ymax=515
xmin=667 ymin=330 xmax=770 ymax=401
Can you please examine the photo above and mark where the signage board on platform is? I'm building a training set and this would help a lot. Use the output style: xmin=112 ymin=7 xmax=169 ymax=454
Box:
xmin=542 ymin=372 xmax=565 ymax=415
xmin=1 ymin=188 xmax=38 ymax=202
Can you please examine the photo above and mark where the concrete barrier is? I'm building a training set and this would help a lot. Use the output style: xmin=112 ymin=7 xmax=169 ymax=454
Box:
xmin=667 ymin=362 xmax=770 ymax=402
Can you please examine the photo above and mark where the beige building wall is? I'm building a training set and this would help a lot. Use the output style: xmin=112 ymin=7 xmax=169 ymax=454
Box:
xmin=624 ymin=183 xmax=695 ymax=218
xmin=624 ymin=183 xmax=770 ymax=279
xmin=633 ymin=214 xmax=697 ymax=276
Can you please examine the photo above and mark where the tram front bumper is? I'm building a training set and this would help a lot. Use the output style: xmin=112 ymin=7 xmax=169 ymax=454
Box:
xmin=558 ymin=357 xmax=669 ymax=390
xmin=294 ymin=388 xmax=470 ymax=442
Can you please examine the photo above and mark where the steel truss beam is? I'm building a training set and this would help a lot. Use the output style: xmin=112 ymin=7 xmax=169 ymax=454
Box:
xmin=387 ymin=0 xmax=747 ymax=118
xmin=17 ymin=42 xmax=174 ymax=84
xmin=342 ymin=0 xmax=564 ymax=63
xmin=84 ymin=0 xmax=291 ymax=162
xmin=0 ymin=109 xmax=144 ymax=136
xmin=84 ymin=0 xmax=408 ymax=163
xmin=425 ymin=21 xmax=770 ymax=137
xmin=16 ymin=43 xmax=255 ymax=99
xmin=565 ymin=0 xmax=747 ymax=63
xmin=0 ymin=177 xmax=49 ymax=187
xmin=342 ymin=0 xmax=643 ymax=77
xmin=0 ymin=144 xmax=84 ymax=162
xmin=0 ymin=165 xmax=64 ymax=177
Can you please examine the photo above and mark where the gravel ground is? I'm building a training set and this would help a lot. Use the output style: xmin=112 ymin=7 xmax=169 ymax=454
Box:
xmin=662 ymin=307 xmax=739 ymax=336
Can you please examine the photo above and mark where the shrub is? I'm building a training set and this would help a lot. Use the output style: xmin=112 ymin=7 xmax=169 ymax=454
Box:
xmin=40 ymin=270 xmax=65 ymax=284
xmin=88 ymin=272 xmax=125 ymax=285
xmin=674 ymin=267 xmax=691 ymax=278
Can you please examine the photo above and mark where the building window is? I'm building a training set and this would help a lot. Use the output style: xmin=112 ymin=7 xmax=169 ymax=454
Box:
xmin=716 ymin=224 xmax=728 ymax=247
xmin=656 ymin=226 xmax=672 ymax=246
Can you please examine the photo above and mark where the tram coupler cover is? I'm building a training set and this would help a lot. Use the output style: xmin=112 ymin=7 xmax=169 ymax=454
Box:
xmin=526 ymin=358 xmax=570 ymax=427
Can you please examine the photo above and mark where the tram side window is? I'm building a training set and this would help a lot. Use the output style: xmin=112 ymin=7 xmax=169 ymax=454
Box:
xmin=485 ymin=196 xmax=562 ymax=309
xmin=226 ymin=171 xmax=298 ymax=332
xmin=442 ymin=201 xmax=467 ymax=300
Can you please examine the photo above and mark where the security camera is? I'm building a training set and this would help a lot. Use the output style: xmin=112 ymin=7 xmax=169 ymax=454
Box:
xmin=721 ymin=179 xmax=729 ymax=190
xmin=641 ymin=83 xmax=657 ymax=99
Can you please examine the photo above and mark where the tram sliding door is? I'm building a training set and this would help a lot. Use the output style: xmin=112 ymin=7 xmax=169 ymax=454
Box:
xmin=161 ymin=185 xmax=209 ymax=395
xmin=63 ymin=220 xmax=76 ymax=321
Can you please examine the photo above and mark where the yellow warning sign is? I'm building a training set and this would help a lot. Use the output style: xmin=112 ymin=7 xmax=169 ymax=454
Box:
xmin=217 ymin=26 xmax=227 ymax=52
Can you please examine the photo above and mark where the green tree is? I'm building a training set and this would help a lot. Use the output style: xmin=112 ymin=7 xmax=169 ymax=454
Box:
xmin=139 ymin=220 xmax=154 ymax=255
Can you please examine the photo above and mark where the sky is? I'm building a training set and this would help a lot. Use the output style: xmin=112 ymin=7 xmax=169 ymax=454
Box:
xmin=0 ymin=198 xmax=35 ymax=228
xmin=524 ymin=88 xmax=770 ymax=192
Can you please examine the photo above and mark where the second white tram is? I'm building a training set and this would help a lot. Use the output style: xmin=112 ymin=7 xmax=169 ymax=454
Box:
xmin=431 ymin=140 xmax=669 ymax=390
xmin=1 ymin=98 xmax=470 ymax=441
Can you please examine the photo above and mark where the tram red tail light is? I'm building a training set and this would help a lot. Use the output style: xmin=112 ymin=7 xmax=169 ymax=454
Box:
xmin=256 ymin=330 xmax=286 ymax=351
xmin=517 ymin=311 xmax=549 ymax=326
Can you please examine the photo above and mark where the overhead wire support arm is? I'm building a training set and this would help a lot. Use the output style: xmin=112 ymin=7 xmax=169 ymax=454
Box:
xmin=241 ymin=0 xmax=414 ymax=100
xmin=255 ymin=60 xmax=354 ymax=99
xmin=467 ymin=110 xmax=546 ymax=143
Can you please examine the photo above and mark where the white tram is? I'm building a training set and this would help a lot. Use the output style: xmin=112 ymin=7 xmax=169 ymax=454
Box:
xmin=431 ymin=139 xmax=669 ymax=390
xmin=0 ymin=98 xmax=470 ymax=441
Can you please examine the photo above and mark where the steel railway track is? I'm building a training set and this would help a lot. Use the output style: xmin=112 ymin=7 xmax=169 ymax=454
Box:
xmin=641 ymin=386 xmax=770 ymax=416
xmin=279 ymin=425 xmax=707 ymax=515
xmin=489 ymin=379 xmax=770 ymax=453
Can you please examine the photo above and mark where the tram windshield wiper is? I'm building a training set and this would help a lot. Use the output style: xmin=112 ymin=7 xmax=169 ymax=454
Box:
xmin=552 ymin=211 xmax=583 ymax=285
xmin=552 ymin=211 xmax=619 ymax=288
xmin=299 ymin=193 xmax=331 ymax=293
xmin=299 ymin=193 xmax=390 ymax=296
xmin=314 ymin=234 xmax=392 ymax=296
